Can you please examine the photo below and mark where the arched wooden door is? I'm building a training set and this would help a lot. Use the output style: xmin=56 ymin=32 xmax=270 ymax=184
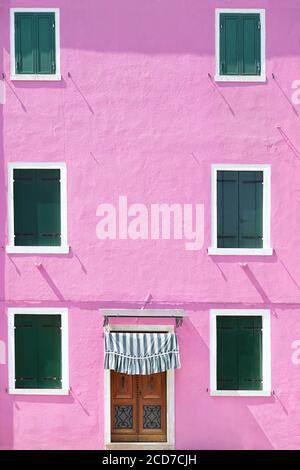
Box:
xmin=111 ymin=371 xmax=167 ymax=442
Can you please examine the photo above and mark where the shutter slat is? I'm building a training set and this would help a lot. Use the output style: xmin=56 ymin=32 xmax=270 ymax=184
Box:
xmin=220 ymin=14 xmax=239 ymax=75
xmin=238 ymin=171 xmax=263 ymax=248
xmin=36 ymin=13 xmax=56 ymax=74
xmin=36 ymin=169 xmax=61 ymax=246
xmin=14 ymin=169 xmax=38 ymax=246
xmin=238 ymin=317 xmax=262 ymax=390
xmin=15 ymin=13 xmax=36 ymax=74
xmin=242 ymin=14 xmax=261 ymax=76
xmin=217 ymin=316 xmax=238 ymax=390
xmin=15 ymin=315 xmax=38 ymax=389
xmin=217 ymin=171 xmax=239 ymax=248
xmin=37 ymin=315 xmax=62 ymax=389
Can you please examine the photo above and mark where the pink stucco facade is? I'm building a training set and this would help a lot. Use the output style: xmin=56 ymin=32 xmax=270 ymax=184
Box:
xmin=1 ymin=0 xmax=300 ymax=450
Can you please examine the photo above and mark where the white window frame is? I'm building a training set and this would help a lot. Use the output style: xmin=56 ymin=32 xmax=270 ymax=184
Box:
xmin=215 ymin=8 xmax=266 ymax=83
xmin=208 ymin=164 xmax=272 ymax=256
xmin=10 ymin=8 xmax=61 ymax=81
xmin=104 ymin=321 xmax=175 ymax=451
xmin=8 ymin=307 xmax=69 ymax=395
xmin=210 ymin=309 xmax=271 ymax=397
xmin=6 ymin=162 xmax=69 ymax=254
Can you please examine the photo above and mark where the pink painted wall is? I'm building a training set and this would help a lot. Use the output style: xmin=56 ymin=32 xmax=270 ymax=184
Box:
xmin=0 ymin=0 xmax=300 ymax=449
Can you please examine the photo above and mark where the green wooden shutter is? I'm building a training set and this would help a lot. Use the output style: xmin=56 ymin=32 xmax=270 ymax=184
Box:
xmin=15 ymin=13 xmax=36 ymax=74
xmin=217 ymin=316 xmax=238 ymax=390
xmin=14 ymin=169 xmax=61 ymax=247
xmin=217 ymin=171 xmax=239 ymax=248
xmin=238 ymin=317 xmax=262 ymax=390
xmin=238 ymin=171 xmax=263 ymax=248
xmin=14 ymin=169 xmax=38 ymax=246
xmin=217 ymin=316 xmax=263 ymax=391
xmin=15 ymin=315 xmax=38 ymax=389
xmin=14 ymin=12 xmax=56 ymax=75
xmin=242 ymin=14 xmax=261 ymax=76
xmin=220 ymin=14 xmax=261 ymax=76
xmin=220 ymin=14 xmax=239 ymax=75
xmin=36 ymin=13 xmax=56 ymax=74
xmin=37 ymin=315 xmax=62 ymax=389
xmin=36 ymin=170 xmax=61 ymax=246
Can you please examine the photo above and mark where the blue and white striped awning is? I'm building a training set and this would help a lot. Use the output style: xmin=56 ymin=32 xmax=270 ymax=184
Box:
xmin=104 ymin=332 xmax=181 ymax=375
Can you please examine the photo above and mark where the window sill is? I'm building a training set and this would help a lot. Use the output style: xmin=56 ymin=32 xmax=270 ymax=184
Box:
xmin=10 ymin=74 xmax=61 ymax=81
xmin=8 ymin=388 xmax=70 ymax=396
xmin=211 ymin=390 xmax=271 ymax=397
xmin=106 ymin=443 xmax=175 ymax=451
xmin=208 ymin=247 xmax=273 ymax=256
xmin=6 ymin=245 xmax=70 ymax=254
xmin=214 ymin=74 xmax=266 ymax=83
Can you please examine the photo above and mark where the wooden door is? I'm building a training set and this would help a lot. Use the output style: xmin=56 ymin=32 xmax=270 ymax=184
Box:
xmin=111 ymin=371 xmax=167 ymax=442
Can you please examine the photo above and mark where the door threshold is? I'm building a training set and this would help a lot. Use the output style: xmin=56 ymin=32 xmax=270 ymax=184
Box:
xmin=106 ymin=442 xmax=175 ymax=450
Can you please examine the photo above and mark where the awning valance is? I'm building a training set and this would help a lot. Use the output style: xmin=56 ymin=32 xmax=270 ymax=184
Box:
xmin=104 ymin=332 xmax=181 ymax=375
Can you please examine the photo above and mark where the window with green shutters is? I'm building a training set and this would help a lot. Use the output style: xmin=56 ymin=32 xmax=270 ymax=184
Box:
xmin=13 ymin=169 xmax=61 ymax=247
xmin=217 ymin=316 xmax=262 ymax=391
xmin=14 ymin=12 xmax=56 ymax=75
xmin=14 ymin=314 xmax=62 ymax=390
xmin=217 ymin=170 xmax=263 ymax=249
xmin=219 ymin=12 xmax=262 ymax=77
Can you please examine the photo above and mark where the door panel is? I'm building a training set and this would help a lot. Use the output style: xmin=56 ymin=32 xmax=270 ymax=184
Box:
xmin=111 ymin=371 xmax=167 ymax=442
xmin=111 ymin=372 xmax=138 ymax=442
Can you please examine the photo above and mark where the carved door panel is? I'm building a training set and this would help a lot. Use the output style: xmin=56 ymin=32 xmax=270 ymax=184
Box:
xmin=138 ymin=372 xmax=167 ymax=442
xmin=111 ymin=371 xmax=138 ymax=442
xmin=111 ymin=371 xmax=167 ymax=442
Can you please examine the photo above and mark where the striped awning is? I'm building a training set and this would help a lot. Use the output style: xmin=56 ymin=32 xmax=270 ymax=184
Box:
xmin=104 ymin=332 xmax=181 ymax=375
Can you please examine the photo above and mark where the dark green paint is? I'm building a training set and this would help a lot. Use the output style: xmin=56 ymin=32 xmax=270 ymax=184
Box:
xmin=15 ymin=13 xmax=56 ymax=75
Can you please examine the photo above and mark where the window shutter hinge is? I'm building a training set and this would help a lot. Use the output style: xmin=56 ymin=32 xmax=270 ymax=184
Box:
xmin=52 ymin=21 xmax=55 ymax=29
xmin=258 ymin=21 xmax=261 ymax=30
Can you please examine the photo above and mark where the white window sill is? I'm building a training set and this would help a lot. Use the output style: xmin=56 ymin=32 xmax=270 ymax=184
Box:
xmin=106 ymin=443 xmax=175 ymax=451
xmin=211 ymin=390 xmax=271 ymax=397
xmin=208 ymin=247 xmax=273 ymax=256
xmin=10 ymin=74 xmax=61 ymax=81
xmin=8 ymin=388 xmax=70 ymax=396
xmin=214 ymin=74 xmax=266 ymax=83
xmin=6 ymin=245 xmax=70 ymax=254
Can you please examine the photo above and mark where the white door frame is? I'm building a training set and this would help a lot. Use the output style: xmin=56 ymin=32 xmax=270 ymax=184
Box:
xmin=104 ymin=324 xmax=175 ymax=450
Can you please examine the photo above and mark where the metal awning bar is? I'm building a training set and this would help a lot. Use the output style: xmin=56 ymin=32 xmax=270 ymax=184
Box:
xmin=100 ymin=309 xmax=186 ymax=328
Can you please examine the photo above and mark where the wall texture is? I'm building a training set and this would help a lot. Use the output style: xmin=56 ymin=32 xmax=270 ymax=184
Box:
xmin=1 ymin=0 xmax=300 ymax=449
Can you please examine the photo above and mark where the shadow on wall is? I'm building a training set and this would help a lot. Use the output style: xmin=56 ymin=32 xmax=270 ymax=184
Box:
xmin=176 ymin=318 xmax=274 ymax=450
xmin=1 ymin=0 xmax=299 ymax=57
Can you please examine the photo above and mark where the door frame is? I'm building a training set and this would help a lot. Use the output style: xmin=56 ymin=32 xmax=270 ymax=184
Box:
xmin=104 ymin=324 xmax=175 ymax=450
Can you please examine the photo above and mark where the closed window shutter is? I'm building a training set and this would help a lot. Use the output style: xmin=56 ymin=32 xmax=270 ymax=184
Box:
xmin=14 ymin=12 xmax=56 ymax=75
xmin=14 ymin=169 xmax=61 ymax=247
xmin=217 ymin=171 xmax=239 ymax=248
xmin=217 ymin=316 xmax=238 ymax=390
xmin=14 ymin=169 xmax=38 ymax=246
xmin=220 ymin=14 xmax=261 ymax=76
xmin=217 ymin=316 xmax=263 ymax=391
xmin=242 ymin=14 xmax=261 ymax=75
xmin=238 ymin=171 xmax=263 ymax=248
xmin=37 ymin=315 xmax=62 ymax=389
xmin=220 ymin=14 xmax=239 ymax=75
xmin=15 ymin=13 xmax=36 ymax=74
xmin=238 ymin=317 xmax=262 ymax=390
xmin=15 ymin=315 xmax=39 ymax=389
xmin=36 ymin=169 xmax=61 ymax=246
xmin=36 ymin=13 xmax=56 ymax=74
